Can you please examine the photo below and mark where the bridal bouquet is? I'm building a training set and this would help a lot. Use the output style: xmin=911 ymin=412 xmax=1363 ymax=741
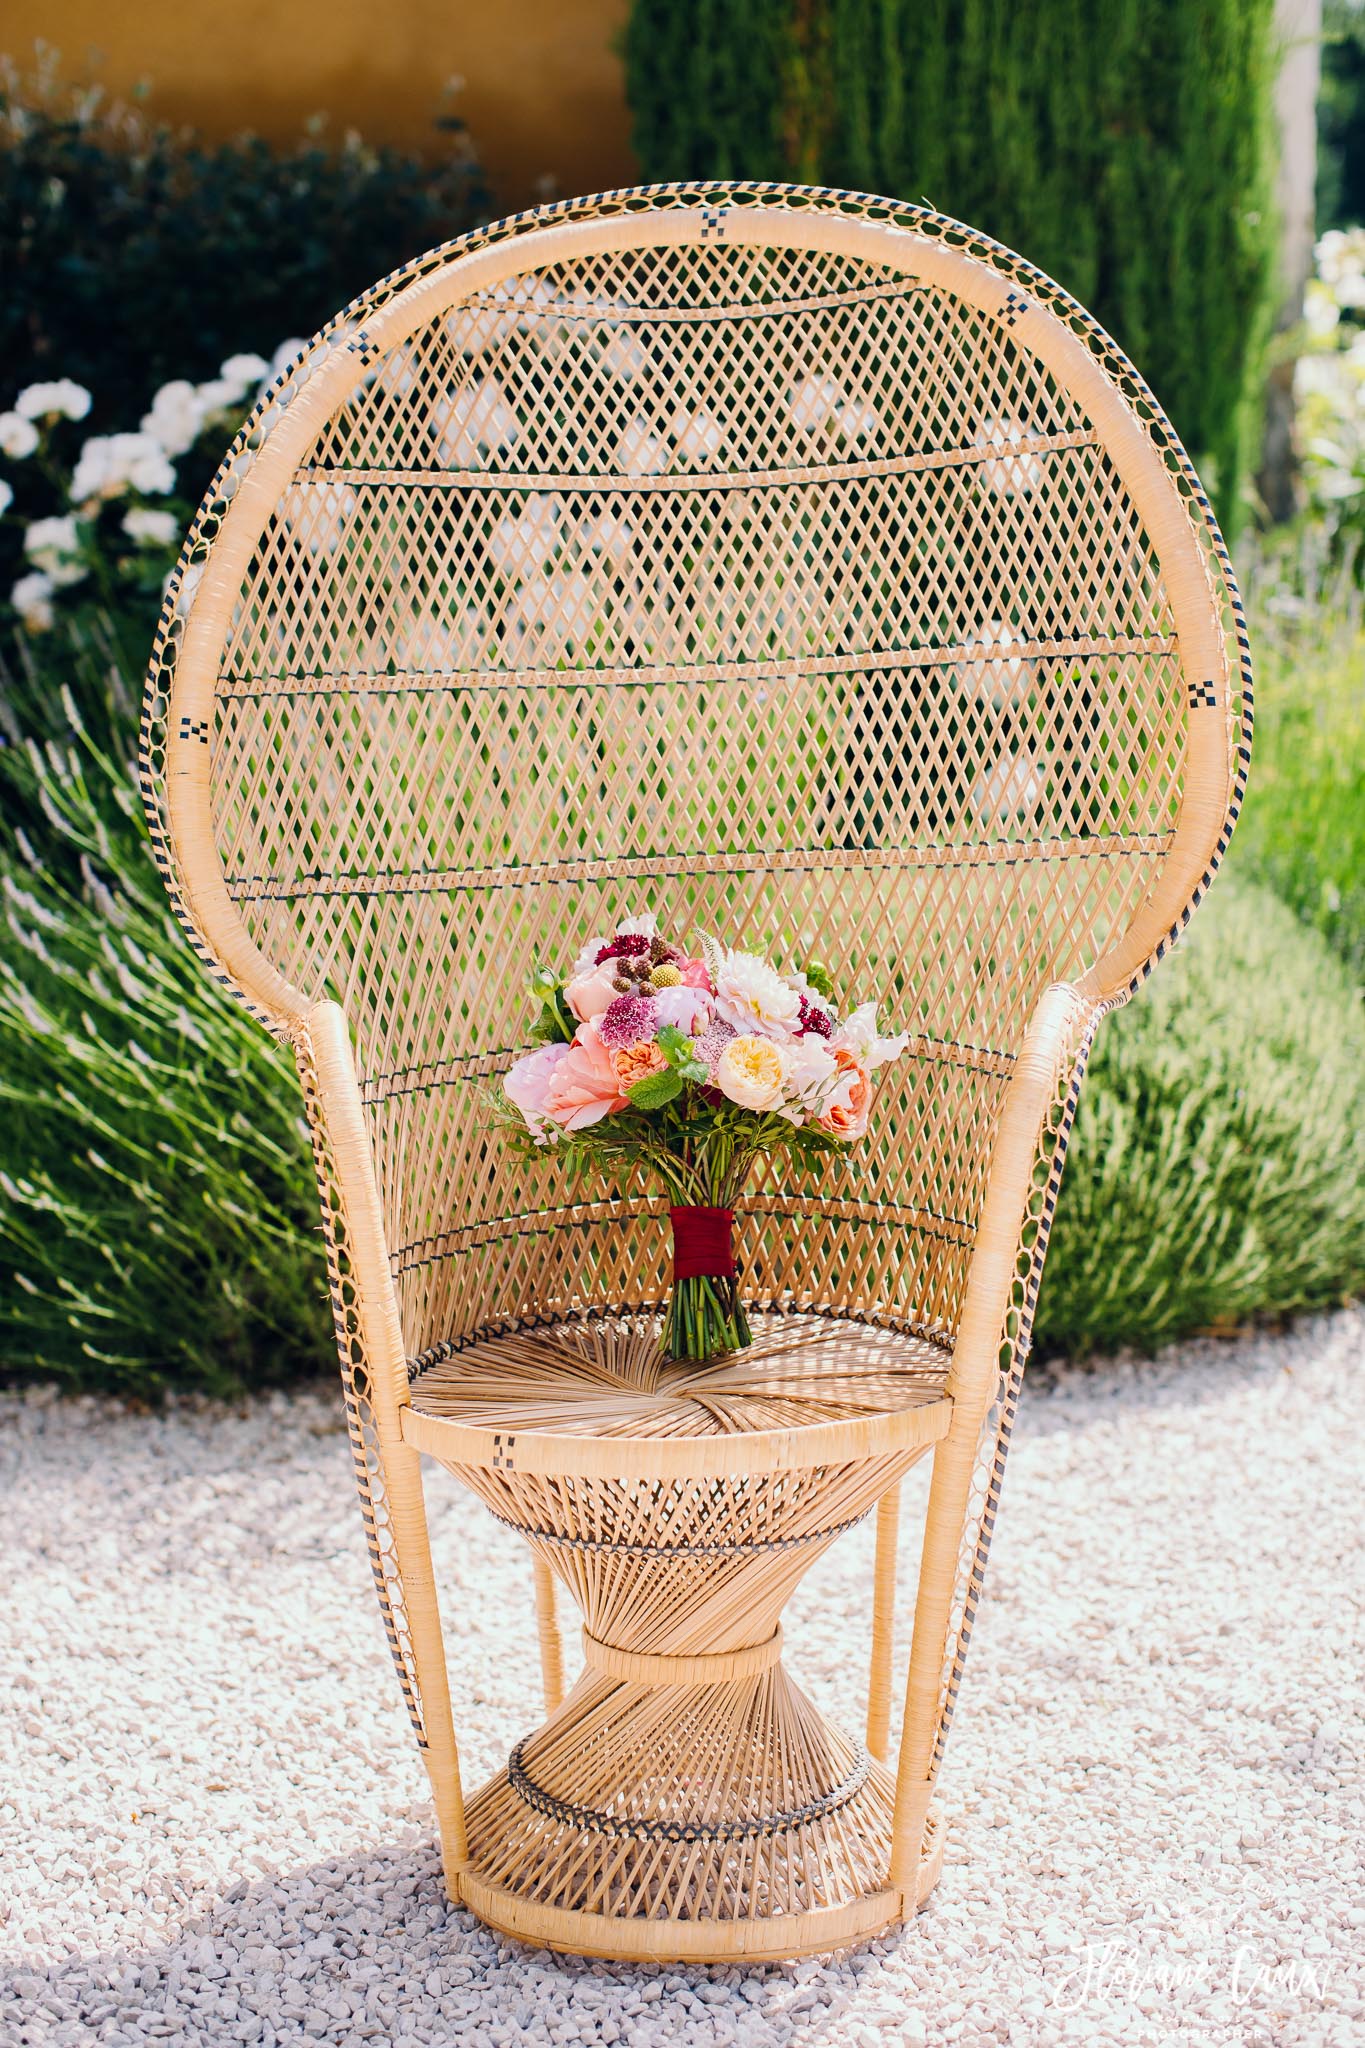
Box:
xmin=499 ymin=913 xmax=908 ymax=1362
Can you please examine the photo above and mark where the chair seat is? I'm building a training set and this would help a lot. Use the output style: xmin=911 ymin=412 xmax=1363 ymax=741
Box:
xmin=402 ymin=1312 xmax=954 ymax=1479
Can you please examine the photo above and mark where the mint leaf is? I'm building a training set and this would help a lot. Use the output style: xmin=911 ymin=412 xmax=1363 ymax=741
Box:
xmin=657 ymin=1024 xmax=708 ymax=1081
xmin=626 ymin=1068 xmax=685 ymax=1111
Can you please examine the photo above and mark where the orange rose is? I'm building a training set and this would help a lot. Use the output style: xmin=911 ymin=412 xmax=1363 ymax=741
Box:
xmin=816 ymin=1046 xmax=871 ymax=1139
xmin=611 ymin=1040 xmax=669 ymax=1088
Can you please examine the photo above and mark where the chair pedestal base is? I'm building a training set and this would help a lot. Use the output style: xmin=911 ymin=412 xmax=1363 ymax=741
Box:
xmin=459 ymin=1807 xmax=944 ymax=1964
xmin=442 ymin=1459 xmax=944 ymax=1960
xmin=418 ymin=1317 xmax=954 ymax=1963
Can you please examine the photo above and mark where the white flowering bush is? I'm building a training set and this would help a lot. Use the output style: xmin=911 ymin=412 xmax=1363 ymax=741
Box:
xmin=1294 ymin=227 xmax=1365 ymax=542
xmin=0 ymin=342 xmax=303 ymax=635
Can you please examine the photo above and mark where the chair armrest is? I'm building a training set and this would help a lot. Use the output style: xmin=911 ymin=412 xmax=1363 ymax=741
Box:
xmin=889 ymin=980 xmax=1105 ymax=1895
xmin=946 ymin=981 xmax=1104 ymax=1418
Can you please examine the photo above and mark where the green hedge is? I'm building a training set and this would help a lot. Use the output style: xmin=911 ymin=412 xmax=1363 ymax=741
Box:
xmin=624 ymin=0 xmax=1277 ymax=527
xmin=0 ymin=52 xmax=489 ymax=436
xmin=1038 ymin=875 xmax=1365 ymax=1358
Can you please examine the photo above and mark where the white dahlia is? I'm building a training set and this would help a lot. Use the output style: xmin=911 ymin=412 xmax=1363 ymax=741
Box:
xmin=711 ymin=948 xmax=802 ymax=1040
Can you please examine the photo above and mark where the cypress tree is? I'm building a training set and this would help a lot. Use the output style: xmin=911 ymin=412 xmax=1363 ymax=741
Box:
xmin=623 ymin=0 xmax=1277 ymax=527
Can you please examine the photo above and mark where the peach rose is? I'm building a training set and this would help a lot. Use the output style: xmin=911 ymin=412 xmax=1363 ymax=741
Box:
xmin=815 ymin=1047 xmax=871 ymax=1139
xmin=564 ymin=959 xmax=621 ymax=1024
xmin=611 ymin=1040 xmax=669 ymax=1088
xmin=715 ymin=1033 xmax=786 ymax=1112
xmin=542 ymin=1023 xmax=630 ymax=1130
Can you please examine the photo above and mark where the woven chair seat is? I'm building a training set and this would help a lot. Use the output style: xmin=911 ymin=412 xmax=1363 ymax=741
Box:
xmin=404 ymin=1312 xmax=953 ymax=1477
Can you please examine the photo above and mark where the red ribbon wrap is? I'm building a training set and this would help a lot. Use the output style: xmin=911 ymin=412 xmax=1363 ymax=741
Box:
xmin=669 ymin=1205 xmax=736 ymax=1282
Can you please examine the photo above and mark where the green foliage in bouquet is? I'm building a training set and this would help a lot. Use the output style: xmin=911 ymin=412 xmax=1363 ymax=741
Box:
xmin=1037 ymin=875 xmax=1365 ymax=1360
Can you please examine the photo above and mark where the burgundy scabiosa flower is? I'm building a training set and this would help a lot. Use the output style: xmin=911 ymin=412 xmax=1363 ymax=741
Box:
xmin=598 ymin=992 xmax=660 ymax=1048
xmin=798 ymin=994 xmax=834 ymax=1038
xmin=595 ymin=932 xmax=653 ymax=964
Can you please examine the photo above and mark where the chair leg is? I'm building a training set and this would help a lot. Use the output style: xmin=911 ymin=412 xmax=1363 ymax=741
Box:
xmin=866 ymin=1480 xmax=901 ymax=1761
xmin=888 ymin=1424 xmax=979 ymax=1897
xmin=532 ymin=1554 xmax=565 ymax=1712
xmin=362 ymin=1428 xmax=470 ymax=1898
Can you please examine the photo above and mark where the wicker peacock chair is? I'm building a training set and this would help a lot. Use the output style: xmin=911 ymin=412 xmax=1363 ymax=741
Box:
xmin=142 ymin=184 xmax=1249 ymax=1963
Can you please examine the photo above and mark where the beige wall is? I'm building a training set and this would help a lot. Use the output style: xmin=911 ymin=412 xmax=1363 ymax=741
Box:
xmin=5 ymin=1 xmax=638 ymax=210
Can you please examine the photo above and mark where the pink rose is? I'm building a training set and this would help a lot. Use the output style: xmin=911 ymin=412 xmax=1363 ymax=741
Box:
xmin=542 ymin=1023 xmax=630 ymax=1130
xmin=504 ymin=1042 xmax=571 ymax=1140
xmin=652 ymin=983 xmax=713 ymax=1034
xmin=676 ymin=955 xmax=714 ymax=992
xmin=815 ymin=1048 xmax=872 ymax=1140
xmin=564 ymin=959 xmax=621 ymax=1024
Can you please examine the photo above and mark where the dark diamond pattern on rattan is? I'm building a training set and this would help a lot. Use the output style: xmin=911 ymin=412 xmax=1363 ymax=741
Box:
xmin=141 ymin=182 xmax=1248 ymax=1963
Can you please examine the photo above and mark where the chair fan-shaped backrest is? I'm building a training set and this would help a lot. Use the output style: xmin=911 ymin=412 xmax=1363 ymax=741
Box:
xmin=143 ymin=184 xmax=1249 ymax=1363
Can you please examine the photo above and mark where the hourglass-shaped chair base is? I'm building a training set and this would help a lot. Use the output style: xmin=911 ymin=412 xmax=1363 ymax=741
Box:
xmin=404 ymin=1312 xmax=954 ymax=1962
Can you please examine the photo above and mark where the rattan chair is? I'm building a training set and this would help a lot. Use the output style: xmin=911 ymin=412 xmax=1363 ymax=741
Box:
xmin=142 ymin=183 xmax=1249 ymax=1963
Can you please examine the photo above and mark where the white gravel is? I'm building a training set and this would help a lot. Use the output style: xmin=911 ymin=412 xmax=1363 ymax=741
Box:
xmin=3 ymin=1310 xmax=1363 ymax=2048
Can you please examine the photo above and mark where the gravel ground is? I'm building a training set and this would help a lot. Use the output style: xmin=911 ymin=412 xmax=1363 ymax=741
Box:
xmin=3 ymin=1309 xmax=1363 ymax=2048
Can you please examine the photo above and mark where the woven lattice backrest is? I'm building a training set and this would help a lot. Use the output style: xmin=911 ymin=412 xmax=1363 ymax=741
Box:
xmin=143 ymin=186 xmax=1248 ymax=1362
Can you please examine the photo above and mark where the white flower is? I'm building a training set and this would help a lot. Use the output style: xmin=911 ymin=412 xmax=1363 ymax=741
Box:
xmin=579 ymin=510 xmax=635 ymax=565
xmin=616 ymin=913 xmax=659 ymax=940
xmin=571 ymin=935 xmax=616 ymax=979
xmin=970 ymin=750 xmax=1044 ymax=824
xmin=24 ymin=514 xmax=87 ymax=587
xmin=281 ymin=481 xmax=357 ymax=553
xmin=431 ymin=377 xmax=520 ymax=465
xmin=614 ymin=415 xmax=669 ymax=475
xmin=777 ymin=1036 xmax=839 ymax=1123
xmin=0 ymin=411 xmax=40 ymax=459
xmin=711 ymin=948 xmax=802 ymax=1040
xmin=671 ymin=408 xmax=724 ymax=462
xmin=122 ymin=506 xmax=180 ymax=547
xmin=485 ymin=495 xmax=561 ymax=573
xmin=219 ymin=353 xmax=272 ymax=398
xmin=965 ymin=618 xmax=1027 ymax=706
xmin=195 ymin=376 xmax=240 ymax=416
xmin=15 ymin=379 xmax=92 ymax=423
xmin=831 ymin=1003 xmax=909 ymax=1071
xmin=506 ymin=569 xmax=597 ymax=654
xmin=599 ymin=330 xmax=647 ymax=382
xmin=0 ymin=480 xmax=11 ymax=518
xmin=786 ymin=374 xmax=842 ymax=433
xmin=71 ymin=432 xmax=176 ymax=504
xmin=264 ymin=337 xmax=309 ymax=389
xmin=11 ymin=570 xmax=56 ymax=631
xmin=142 ymin=380 xmax=206 ymax=457
xmin=836 ymin=398 xmax=880 ymax=440
xmin=974 ymin=414 xmax=1043 ymax=495
xmin=1304 ymin=282 xmax=1341 ymax=342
